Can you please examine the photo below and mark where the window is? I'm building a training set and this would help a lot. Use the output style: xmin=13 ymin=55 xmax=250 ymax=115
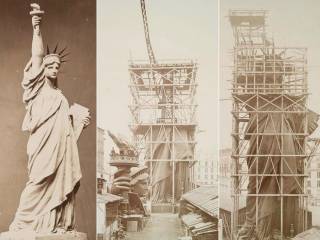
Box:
xmin=317 ymin=180 xmax=320 ymax=188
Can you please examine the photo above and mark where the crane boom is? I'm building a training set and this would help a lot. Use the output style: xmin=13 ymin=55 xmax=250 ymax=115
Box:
xmin=140 ymin=0 xmax=156 ymax=64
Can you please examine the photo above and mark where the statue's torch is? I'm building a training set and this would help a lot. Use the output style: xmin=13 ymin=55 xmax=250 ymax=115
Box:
xmin=30 ymin=3 xmax=44 ymax=30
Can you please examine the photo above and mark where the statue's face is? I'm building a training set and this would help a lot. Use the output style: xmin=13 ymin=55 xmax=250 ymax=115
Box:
xmin=44 ymin=62 xmax=60 ymax=79
xmin=133 ymin=179 xmax=148 ymax=197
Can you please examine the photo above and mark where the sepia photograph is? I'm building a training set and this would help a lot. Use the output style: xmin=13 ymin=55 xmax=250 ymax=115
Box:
xmin=0 ymin=1 xmax=96 ymax=240
xmin=220 ymin=0 xmax=320 ymax=239
xmin=96 ymin=0 xmax=218 ymax=239
xmin=3 ymin=1 xmax=320 ymax=240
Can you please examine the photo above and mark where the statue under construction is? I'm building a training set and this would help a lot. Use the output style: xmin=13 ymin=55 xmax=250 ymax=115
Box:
xmin=228 ymin=10 xmax=318 ymax=240
xmin=129 ymin=59 xmax=197 ymax=210
xmin=129 ymin=0 xmax=198 ymax=212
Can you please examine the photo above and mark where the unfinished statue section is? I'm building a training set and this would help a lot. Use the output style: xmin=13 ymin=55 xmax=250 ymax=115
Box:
xmin=229 ymin=10 xmax=318 ymax=239
xmin=129 ymin=60 xmax=197 ymax=212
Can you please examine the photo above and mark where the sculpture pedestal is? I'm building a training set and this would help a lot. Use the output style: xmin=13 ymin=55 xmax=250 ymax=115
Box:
xmin=36 ymin=232 xmax=87 ymax=240
xmin=0 ymin=231 xmax=87 ymax=240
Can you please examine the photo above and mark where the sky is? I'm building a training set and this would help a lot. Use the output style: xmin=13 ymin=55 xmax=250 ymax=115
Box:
xmin=220 ymin=0 xmax=320 ymax=149
xmin=97 ymin=0 xmax=219 ymax=161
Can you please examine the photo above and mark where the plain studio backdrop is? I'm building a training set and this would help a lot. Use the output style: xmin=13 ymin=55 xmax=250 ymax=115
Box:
xmin=0 ymin=1 xmax=96 ymax=239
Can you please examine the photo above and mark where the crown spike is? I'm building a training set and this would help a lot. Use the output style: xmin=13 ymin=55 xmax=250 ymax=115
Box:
xmin=58 ymin=46 xmax=67 ymax=55
xmin=53 ymin=43 xmax=59 ymax=54
xmin=46 ymin=45 xmax=50 ymax=55
xmin=60 ymin=52 xmax=70 ymax=59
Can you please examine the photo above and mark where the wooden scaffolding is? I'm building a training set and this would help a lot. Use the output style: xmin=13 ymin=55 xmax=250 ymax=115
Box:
xmin=129 ymin=59 xmax=198 ymax=212
xmin=229 ymin=10 xmax=311 ymax=239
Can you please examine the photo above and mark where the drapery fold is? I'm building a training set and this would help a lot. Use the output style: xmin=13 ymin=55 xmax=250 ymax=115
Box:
xmin=149 ymin=126 xmax=193 ymax=203
xmin=9 ymin=60 xmax=82 ymax=233
xmin=238 ymin=95 xmax=319 ymax=239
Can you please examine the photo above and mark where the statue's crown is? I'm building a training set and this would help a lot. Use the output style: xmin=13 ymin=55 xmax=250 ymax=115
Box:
xmin=43 ymin=44 xmax=69 ymax=66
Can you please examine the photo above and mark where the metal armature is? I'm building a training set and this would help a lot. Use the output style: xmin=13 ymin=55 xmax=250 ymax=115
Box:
xmin=140 ymin=0 xmax=156 ymax=64
xmin=129 ymin=59 xmax=198 ymax=211
xmin=229 ymin=10 xmax=311 ymax=239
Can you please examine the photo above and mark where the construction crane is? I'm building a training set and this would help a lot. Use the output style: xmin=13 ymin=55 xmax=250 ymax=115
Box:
xmin=140 ymin=0 xmax=157 ymax=64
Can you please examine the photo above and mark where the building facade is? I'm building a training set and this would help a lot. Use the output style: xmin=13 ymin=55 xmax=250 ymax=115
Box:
xmin=306 ymin=154 xmax=320 ymax=206
xmin=195 ymin=153 xmax=217 ymax=186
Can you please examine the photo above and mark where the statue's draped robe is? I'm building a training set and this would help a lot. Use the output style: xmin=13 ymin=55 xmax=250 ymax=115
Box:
xmin=237 ymin=95 xmax=318 ymax=239
xmin=150 ymin=126 xmax=193 ymax=203
xmin=9 ymin=60 xmax=82 ymax=233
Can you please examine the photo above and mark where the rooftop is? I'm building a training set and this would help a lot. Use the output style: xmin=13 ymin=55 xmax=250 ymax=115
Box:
xmin=181 ymin=185 xmax=218 ymax=218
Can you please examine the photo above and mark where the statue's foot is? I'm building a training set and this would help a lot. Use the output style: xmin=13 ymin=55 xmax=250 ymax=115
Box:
xmin=65 ymin=229 xmax=78 ymax=235
xmin=237 ymin=224 xmax=256 ymax=240
xmin=51 ymin=228 xmax=67 ymax=235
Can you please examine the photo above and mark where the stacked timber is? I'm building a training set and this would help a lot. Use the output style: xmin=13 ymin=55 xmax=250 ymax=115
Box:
xmin=179 ymin=186 xmax=218 ymax=240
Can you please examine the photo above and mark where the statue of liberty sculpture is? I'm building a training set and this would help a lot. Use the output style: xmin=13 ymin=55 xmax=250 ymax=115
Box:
xmin=7 ymin=3 xmax=90 ymax=235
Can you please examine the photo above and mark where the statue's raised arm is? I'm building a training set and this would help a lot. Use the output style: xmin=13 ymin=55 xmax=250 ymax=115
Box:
xmin=30 ymin=3 xmax=45 ymax=73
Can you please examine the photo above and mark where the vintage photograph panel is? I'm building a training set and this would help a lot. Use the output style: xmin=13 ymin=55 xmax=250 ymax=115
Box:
xmin=220 ymin=0 xmax=320 ymax=239
xmin=97 ymin=0 xmax=219 ymax=239
xmin=0 ymin=1 xmax=96 ymax=239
